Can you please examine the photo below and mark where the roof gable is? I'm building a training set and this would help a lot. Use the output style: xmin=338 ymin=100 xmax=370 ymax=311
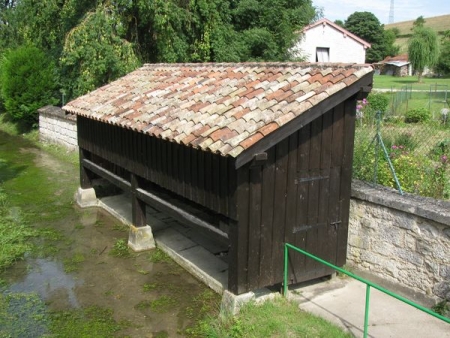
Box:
xmin=64 ymin=62 xmax=373 ymax=164
xmin=303 ymin=19 xmax=371 ymax=49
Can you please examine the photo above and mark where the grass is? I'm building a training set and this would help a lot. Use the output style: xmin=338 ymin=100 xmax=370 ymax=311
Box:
xmin=203 ymin=297 xmax=352 ymax=338
xmin=373 ymin=74 xmax=450 ymax=90
xmin=0 ymin=189 xmax=37 ymax=271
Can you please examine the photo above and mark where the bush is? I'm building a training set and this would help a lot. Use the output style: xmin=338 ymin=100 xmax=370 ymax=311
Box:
xmin=404 ymin=108 xmax=431 ymax=123
xmin=0 ymin=45 xmax=59 ymax=126
xmin=365 ymin=92 xmax=390 ymax=119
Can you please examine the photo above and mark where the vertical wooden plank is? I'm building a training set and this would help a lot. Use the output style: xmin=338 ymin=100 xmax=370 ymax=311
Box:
xmin=166 ymin=141 xmax=173 ymax=191
xmin=329 ymin=102 xmax=345 ymax=264
xmin=197 ymin=151 xmax=205 ymax=206
xmin=247 ymin=165 xmax=262 ymax=290
xmin=172 ymin=143 xmax=180 ymax=195
xmin=211 ymin=154 xmax=221 ymax=213
xmin=294 ymin=124 xmax=311 ymax=281
xmin=259 ymin=147 xmax=275 ymax=286
xmin=318 ymin=109 xmax=334 ymax=265
xmin=228 ymin=158 xmax=238 ymax=220
xmin=300 ymin=117 xmax=323 ymax=278
xmin=219 ymin=156 xmax=228 ymax=216
xmin=337 ymin=99 xmax=357 ymax=266
xmin=185 ymin=146 xmax=192 ymax=200
xmin=191 ymin=148 xmax=199 ymax=203
xmin=204 ymin=152 xmax=212 ymax=210
xmin=178 ymin=141 xmax=185 ymax=197
xmin=228 ymin=166 xmax=250 ymax=294
xmin=271 ymin=138 xmax=289 ymax=283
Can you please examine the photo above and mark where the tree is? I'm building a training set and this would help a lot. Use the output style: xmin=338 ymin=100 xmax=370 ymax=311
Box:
xmin=60 ymin=3 xmax=141 ymax=99
xmin=408 ymin=26 xmax=439 ymax=82
xmin=0 ymin=45 xmax=59 ymax=125
xmin=413 ymin=16 xmax=426 ymax=29
xmin=435 ymin=31 xmax=450 ymax=75
xmin=383 ymin=28 xmax=400 ymax=57
xmin=344 ymin=11 xmax=386 ymax=63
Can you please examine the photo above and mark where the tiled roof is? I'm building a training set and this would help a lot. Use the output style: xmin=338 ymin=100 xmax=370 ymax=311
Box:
xmin=63 ymin=63 xmax=373 ymax=158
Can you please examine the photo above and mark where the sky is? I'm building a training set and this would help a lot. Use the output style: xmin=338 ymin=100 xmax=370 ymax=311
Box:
xmin=313 ymin=0 xmax=450 ymax=24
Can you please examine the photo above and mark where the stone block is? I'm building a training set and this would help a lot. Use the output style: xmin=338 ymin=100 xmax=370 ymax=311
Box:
xmin=220 ymin=288 xmax=276 ymax=316
xmin=128 ymin=224 xmax=155 ymax=252
xmin=76 ymin=187 xmax=97 ymax=208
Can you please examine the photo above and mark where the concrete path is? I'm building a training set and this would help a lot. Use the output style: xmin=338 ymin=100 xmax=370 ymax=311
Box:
xmin=290 ymin=277 xmax=450 ymax=337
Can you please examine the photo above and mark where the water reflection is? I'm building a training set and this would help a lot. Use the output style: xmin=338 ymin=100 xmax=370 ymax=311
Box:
xmin=8 ymin=258 xmax=82 ymax=308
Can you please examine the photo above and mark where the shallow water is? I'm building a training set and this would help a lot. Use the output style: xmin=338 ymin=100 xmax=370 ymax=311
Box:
xmin=0 ymin=131 xmax=218 ymax=337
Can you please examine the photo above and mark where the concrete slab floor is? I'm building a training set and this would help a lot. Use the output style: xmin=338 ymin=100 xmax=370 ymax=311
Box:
xmin=289 ymin=277 xmax=450 ymax=338
xmin=97 ymin=193 xmax=228 ymax=294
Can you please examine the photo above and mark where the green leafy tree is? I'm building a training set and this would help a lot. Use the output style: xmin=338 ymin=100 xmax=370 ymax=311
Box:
xmin=0 ymin=45 xmax=59 ymax=125
xmin=412 ymin=16 xmax=426 ymax=29
xmin=345 ymin=11 xmax=386 ymax=63
xmin=408 ymin=26 xmax=439 ymax=82
xmin=60 ymin=4 xmax=141 ymax=99
xmin=436 ymin=31 xmax=450 ymax=75
xmin=383 ymin=28 xmax=400 ymax=57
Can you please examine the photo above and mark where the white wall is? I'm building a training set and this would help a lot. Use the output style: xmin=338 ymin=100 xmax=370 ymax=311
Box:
xmin=293 ymin=23 xmax=367 ymax=64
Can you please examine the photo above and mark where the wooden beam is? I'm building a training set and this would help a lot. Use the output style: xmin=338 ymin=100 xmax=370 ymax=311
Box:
xmin=235 ymin=74 xmax=374 ymax=169
xmin=135 ymin=187 xmax=229 ymax=244
xmin=81 ymin=158 xmax=131 ymax=192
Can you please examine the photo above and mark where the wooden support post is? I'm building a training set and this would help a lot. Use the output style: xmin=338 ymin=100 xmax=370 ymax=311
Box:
xmin=131 ymin=174 xmax=146 ymax=227
xmin=79 ymin=148 xmax=93 ymax=189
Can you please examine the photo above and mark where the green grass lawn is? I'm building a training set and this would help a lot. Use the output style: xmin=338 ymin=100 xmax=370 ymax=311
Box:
xmin=373 ymin=74 xmax=450 ymax=90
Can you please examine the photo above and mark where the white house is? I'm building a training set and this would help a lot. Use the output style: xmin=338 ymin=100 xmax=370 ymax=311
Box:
xmin=292 ymin=18 xmax=371 ymax=64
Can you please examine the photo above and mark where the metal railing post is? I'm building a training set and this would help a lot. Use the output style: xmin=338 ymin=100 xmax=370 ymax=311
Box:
xmin=364 ymin=285 xmax=371 ymax=338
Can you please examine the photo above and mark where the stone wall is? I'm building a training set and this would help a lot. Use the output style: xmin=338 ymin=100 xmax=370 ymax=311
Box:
xmin=349 ymin=180 xmax=450 ymax=302
xmin=38 ymin=105 xmax=77 ymax=150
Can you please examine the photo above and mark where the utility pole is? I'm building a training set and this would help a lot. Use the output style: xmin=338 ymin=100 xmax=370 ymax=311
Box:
xmin=389 ymin=0 xmax=395 ymax=24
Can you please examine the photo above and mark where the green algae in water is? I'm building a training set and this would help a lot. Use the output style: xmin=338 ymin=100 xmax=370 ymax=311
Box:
xmin=49 ymin=306 xmax=130 ymax=338
xmin=0 ymin=292 xmax=49 ymax=338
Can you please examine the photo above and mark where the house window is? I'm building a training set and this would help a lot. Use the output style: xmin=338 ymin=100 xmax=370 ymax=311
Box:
xmin=316 ymin=47 xmax=330 ymax=62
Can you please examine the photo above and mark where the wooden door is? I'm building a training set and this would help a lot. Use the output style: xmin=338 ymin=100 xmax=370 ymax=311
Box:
xmin=286 ymin=104 xmax=347 ymax=284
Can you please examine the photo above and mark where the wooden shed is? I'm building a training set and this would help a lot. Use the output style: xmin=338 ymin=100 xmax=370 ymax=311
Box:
xmin=63 ymin=63 xmax=373 ymax=295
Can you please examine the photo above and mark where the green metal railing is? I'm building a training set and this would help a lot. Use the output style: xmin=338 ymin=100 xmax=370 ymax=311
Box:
xmin=283 ymin=243 xmax=450 ymax=338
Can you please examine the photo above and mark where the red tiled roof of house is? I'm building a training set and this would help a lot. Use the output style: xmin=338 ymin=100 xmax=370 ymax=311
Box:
xmin=382 ymin=54 xmax=409 ymax=63
xmin=63 ymin=63 xmax=373 ymax=158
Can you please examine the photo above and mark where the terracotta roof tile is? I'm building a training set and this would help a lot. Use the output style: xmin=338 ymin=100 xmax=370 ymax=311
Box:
xmin=64 ymin=62 xmax=373 ymax=158
xmin=239 ymin=132 xmax=264 ymax=149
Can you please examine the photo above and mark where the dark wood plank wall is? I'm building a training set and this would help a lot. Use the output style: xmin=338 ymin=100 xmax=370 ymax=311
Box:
xmin=77 ymin=117 xmax=235 ymax=219
xmin=230 ymin=99 xmax=356 ymax=293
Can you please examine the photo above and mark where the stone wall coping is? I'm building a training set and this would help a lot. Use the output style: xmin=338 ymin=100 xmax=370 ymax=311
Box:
xmin=351 ymin=180 xmax=450 ymax=227
xmin=38 ymin=105 xmax=76 ymax=121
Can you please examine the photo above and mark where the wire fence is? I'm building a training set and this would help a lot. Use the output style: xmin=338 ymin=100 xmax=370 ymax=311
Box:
xmin=353 ymin=85 xmax=450 ymax=200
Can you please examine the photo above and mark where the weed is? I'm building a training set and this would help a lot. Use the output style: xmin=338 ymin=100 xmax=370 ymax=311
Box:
xmin=109 ymin=239 xmax=132 ymax=258
xmin=148 ymin=249 xmax=170 ymax=263
xmin=150 ymin=296 xmax=177 ymax=313
xmin=432 ymin=300 xmax=449 ymax=317
xmin=112 ymin=223 xmax=127 ymax=232
xmin=74 ymin=223 xmax=85 ymax=230
xmin=143 ymin=283 xmax=158 ymax=292
xmin=49 ymin=306 xmax=130 ymax=337
xmin=63 ymin=253 xmax=85 ymax=273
